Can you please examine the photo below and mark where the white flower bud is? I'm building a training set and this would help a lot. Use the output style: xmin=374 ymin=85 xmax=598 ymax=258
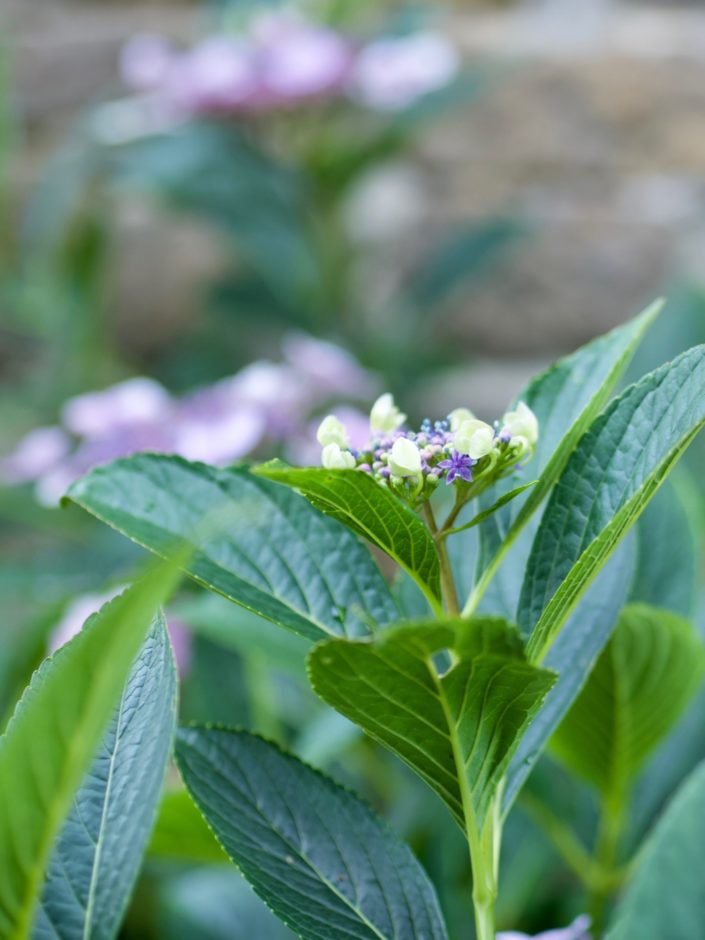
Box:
xmin=388 ymin=438 xmax=422 ymax=478
xmin=454 ymin=419 xmax=495 ymax=459
xmin=316 ymin=414 xmax=350 ymax=449
xmin=502 ymin=401 xmax=539 ymax=448
xmin=448 ymin=407 xmax=475 ymax=432
xmin=370 ymin=393 xmax=406 ymax=434
xmin=321 ymin=443 xmax=356 ymax=470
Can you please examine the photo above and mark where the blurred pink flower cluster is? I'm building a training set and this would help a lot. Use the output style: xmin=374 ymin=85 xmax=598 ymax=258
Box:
xmin=120 ymin=12 xmax=459 ymax=118
xmin=1 ymin=333 xmax=376 ymax=506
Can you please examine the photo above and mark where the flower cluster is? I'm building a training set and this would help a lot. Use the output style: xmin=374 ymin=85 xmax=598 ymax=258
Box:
xmin=119 ymin=12 xmax=459 ymax=120
xmin=317 ymin=394 xmax=539 ymax=507
xmin=1 ymin=333 xmax=375 ymax=506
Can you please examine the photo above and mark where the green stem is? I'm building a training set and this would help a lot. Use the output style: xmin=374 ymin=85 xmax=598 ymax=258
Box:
xmin=424 ymin=503 xmax=461 ymax=616
xmin=588 ymin=795 xmax=625 ymax=937
xmin=471 ymin=796 xmax=501 ymax=940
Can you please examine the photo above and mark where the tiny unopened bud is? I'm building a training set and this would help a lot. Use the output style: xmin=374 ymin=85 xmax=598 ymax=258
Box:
xmin=370 ymin=393 xmax=406 ymax=433
xmin=454 ymin=419 xmax=495 ymax=459
xmin=321 ymin=443 xmax=356 ymax=470
xmin=388 ymin=437 xmax=422 ymax=478
xmin=448 ymin=407 xmax=475 ymax=432
xmin=317 ymin=414 xmax=350 ymax=448
xmin=501 ymin=401 xmax=539 ymax=448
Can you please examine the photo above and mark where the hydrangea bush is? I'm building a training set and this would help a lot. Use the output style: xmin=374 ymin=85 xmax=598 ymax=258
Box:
xmin=2 ymin=302 xmax=705 ymax=940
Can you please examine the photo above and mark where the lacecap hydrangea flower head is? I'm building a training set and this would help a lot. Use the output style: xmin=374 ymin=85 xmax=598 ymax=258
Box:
xmin=316 ymin=393 xmax=539 ymax=509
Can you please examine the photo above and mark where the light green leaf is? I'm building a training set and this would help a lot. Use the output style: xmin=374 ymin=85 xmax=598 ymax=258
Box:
xmin=606 ymin=759 xmax=705 ymax=940
xmin=551 ymin=604 xmax=705 ymax=799
xmin=67 ymin=455 xmax=399 ymax=642
xmin=254 ymin=465 xmax=442 ymax=612
xmin=308 ymin=618 xmax=555 ymax=830
xmin=148 ymin=790 xmax=228 ymax=864
xmin=33 ymin=615 xmax=178 ymax=940
xmin=175 ymin=728 xmax=449 ymax=940
xmin=0 ymin=565 xmax=179 ymax=940
xmin=443 ymin=481 xmax=537 ymax=537
xmin=470 ymin=300 xmax=663 ymax=617
xmin=520 ymin=344 xmax=705 ymax=662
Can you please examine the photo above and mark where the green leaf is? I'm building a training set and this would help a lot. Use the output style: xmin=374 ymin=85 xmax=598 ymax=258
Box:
xmin=629 ymin=477 xmax=698 ymax=616
xmin=551 ymin=604 xmax=705 ymax=799
xmin=148 ymin=790 xmax=228 ymax=864
xmin=254 ymin=464 xmax=442 ymax=612
xmin=33 ymin=615 xmax=178 ymax=940
xmin=471 ymin=300 xmax=663 ymax=617
xmin=606 ymin=759 xmax=705 ymax=940
xmin=444 ymin=481 xmax=537 ymax=537
xmin=520 ymin=344 xmax=705 ymax=662
xmin=0 ymin=565 xmax=179 ymax=940
xmin=308 ymin=618 xmax=555 ymax=830
xmin=67 ymin=454 xmax=399 ymax=642
xmin=503 ymin=538 xmax=635 ymax=810
xmin=175 ymin=728 xmax=449 ymax=940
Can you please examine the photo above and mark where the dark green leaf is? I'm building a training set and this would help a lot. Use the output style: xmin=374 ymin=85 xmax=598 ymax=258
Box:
xmin=471 ymin=301 xmax=663 ymax=618
xmin=630 ymin=477 xmax=698 ymax=616
xmin=606 ymin=760 xmax=705 ymax=940
xmin=254 ymin=464 xmax=442 ymax=612
xmin=503 ymin=538 xmax=635 ymax=809
xmin=33 ymin=616 xmax=178 ymax=939
xmin=551 ymin=604 xmax=705 ymax=798
xmin=308 ymin=618 xmax=555 ymax=829
xmin=175 ymin=728 xmax=448 ymax=940
xmin=520 ymin=344 xmax=705 ymax=662
xmin=68 ymin=455 xmax=399 ymax=642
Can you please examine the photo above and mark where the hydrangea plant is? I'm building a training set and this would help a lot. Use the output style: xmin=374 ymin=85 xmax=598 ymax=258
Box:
xmin=2 ymin=302 xmax=705 ymax=939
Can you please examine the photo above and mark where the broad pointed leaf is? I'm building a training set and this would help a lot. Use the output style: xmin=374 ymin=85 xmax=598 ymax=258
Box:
xmin=551 ymin=604 xmax=705 ymax=798
xmin=629 ymin=477 xmax=698 ymax=616
xmin=175 ymin=728 xmax=448 ymax=940
xmin=308 ymin=618 xmax=555 ymax=829
xmin=472 ymin=301 xmax=662 ymax=618
xmin=503 ymin=538 xmax=635 ymax=809
xmin=67 ymin=455 xmax=399 ymax=642
xmin=606 ymin=759 xmax=705 ymax=940
xmin=254 ymin=465 xmax=442 ymax=611
xmin=520 ymin=344 xmax=705 ymax=662
xmin=33 ymin=615 xmax=178 ymax=940
xmin=0 ymin=565 xmax=179 ymax=940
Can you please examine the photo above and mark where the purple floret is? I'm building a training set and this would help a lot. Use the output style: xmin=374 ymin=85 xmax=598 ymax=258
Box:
xmin=438 ymin=450 xmax=474 ymax=485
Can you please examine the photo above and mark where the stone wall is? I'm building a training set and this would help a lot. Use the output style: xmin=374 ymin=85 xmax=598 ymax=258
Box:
xmin=7 ymin=0 xmax=705 ymax=391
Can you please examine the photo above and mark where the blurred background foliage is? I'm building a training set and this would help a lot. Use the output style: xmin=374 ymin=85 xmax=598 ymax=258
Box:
xmin=2 ymin=0 xmax=705 ymax=937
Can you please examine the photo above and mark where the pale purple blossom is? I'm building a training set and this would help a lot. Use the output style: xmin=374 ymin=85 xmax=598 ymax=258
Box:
xmin=252 ymin=14 xmax=352 ymax=103
xmin=0 ymin=426 xmax=70 ymax=484
xmin=1 ymin=333 xmax=375 ymax=506
xmin=350 ymin=32 xmax=460 ymax=111
xmin=61 ymin=377 xmax=172 ymax=437
xmin=166 ymin=38 xmax=258 ymax=114
xmin=282 ymin=332 xmax=375 ymax=399
xmin=498 ymin=915 xmax=591 ymax=940
xmin=119 ymin=34 xmax=176 ymax=92
xmin=119 ymin=16 xmax=458 ymax=119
